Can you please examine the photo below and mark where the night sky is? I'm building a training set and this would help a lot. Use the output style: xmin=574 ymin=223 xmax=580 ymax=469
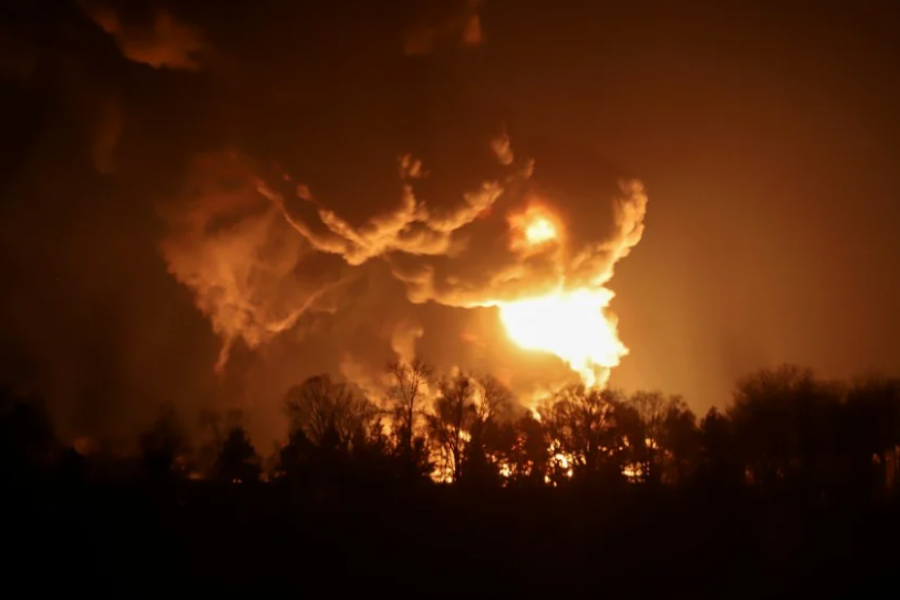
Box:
xmin=1 ymin=0 xmax=898 ymax=444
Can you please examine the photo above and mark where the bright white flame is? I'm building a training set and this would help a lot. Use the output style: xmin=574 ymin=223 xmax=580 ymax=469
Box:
xmin=498 ymin=288 xmax=628 ymax=387
xmin=524 ymin=217 xmax=556 ymax=245
xmin=508 ymin=207 xmax=560 ymax=252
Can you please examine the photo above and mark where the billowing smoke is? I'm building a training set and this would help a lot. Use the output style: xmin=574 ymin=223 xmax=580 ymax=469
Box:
xmin=81 ymin=1 xmax=206 ymax=71
xmin=158 ymin=150 xmax=352 ymax=373
xmin=0 ymin=0 xmax=646 ymax=445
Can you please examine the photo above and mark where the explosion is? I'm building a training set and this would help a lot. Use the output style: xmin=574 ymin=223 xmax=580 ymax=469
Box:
xmin=498 ymin=288 xmax=626 ymax=388
xmin=160 ymin=143 xmax=647 ymax=397
xmin=0 ymin=0 xmax=651 ymax=444
xmin=136 ymin=0 xmax=648 ymax=405
xmin=496 ymin=207 xmax=631 ymax=388
xmin=524 ymin=217 xmax=557 ymax=245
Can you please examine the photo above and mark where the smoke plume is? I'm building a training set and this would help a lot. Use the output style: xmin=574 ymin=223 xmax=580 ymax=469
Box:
xmin=0 ymin=0 xmax=647 ymax=445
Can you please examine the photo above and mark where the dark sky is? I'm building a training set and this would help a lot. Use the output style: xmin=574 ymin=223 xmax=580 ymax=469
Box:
xmin=1 ymin=0 xmax=898 ymax=442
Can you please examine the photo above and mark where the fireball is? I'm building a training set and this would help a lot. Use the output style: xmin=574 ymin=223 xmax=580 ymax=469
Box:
xmin=524 ymin=217 xmax=557 ymax=245
xmin=498 ymin=288 xmax=627 ymax=388
xmin=496 ymin=206 xmax=631 ymax=388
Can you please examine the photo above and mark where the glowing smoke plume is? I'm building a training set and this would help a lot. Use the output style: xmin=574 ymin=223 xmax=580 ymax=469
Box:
xmin=482 ymin=181 xmax=647 ymax=388
xmin=142 ymin=0 xmax=649 ymax=399
xmin=160 ymin=141 xmax=647 ymax=389
xmin=0 ymin=0 xmax=655 ymax=445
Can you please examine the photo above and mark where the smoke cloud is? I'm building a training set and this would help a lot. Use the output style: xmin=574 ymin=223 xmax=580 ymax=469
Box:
xmin=0 ymin=0 xmax=646 ymax=445
xmin=82 ymin=2 xmax=206 ymax=71
xmin=404 ymin=0 xmax=485 ymax=55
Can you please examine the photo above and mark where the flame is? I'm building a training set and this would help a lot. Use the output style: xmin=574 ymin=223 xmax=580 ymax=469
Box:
xmin=498 ymin=288 xmax=627 ymax=388
xmin=509 ymin=207 xmax=560 ymax=252
xmin=497 ymin=195 xmax=639 ymax=388
xmin=524 ymin=217 xmax=557 ymax=245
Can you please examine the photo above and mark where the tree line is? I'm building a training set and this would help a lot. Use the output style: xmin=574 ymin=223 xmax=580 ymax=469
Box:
xmin=5 ymin=362 xmax=900 ymax=500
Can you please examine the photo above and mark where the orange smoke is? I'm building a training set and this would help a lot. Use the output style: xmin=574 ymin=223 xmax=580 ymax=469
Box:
xmin=83 ymin=3 xmax=205 ymax=71
xmin=161 ymin=133 xmax=647 ymax=394
xmin=158 ymin=153 xmax=341 ymax=372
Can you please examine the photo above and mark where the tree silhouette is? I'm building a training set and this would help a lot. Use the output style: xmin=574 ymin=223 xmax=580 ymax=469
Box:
xmin=540 ymin=385 xmax=624 ymax=484
xmin=730 ymin=365 xmax=843 ymax=492
xmin=660 ymin=396 xmax=699 ymax=484
xmin=842 ymin=376 xmax=900 ymax=494
xmin=622 ymin=391 xmax=664 ymax=482
xmin=284 ymin=374 xmax=376 ymax=446
xmin=624 ymin=391 xmax=699 ymax=484
xmin=215 ymin=425 xmax=261 ymax=484
xmin=501 ymin=412 xmax=549 ymax=485
xmin=386 ymin=359 xmax=434 ymax=479
xmin=459 ymin=375 xmax=514 ymax=486
xmin=10 ymin=360 xmax=900 ymax=597
xmin=139 ymin=405 xmax=188 ymax=481
xmin=696 ymin=407 xmax=743 ymax=489
xmin=427 ymin=372 xmax=477 ymax=482
xmin=278 ymin=428 xmax=317 ymax=482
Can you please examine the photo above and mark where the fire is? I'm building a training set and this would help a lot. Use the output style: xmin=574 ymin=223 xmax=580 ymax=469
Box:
xmin=496 ymin=195 xmax=639 ymax=388
xmin=524 ymin=217 xmax=556 ymax=245
xmin=509 ymin=207 xmax=560 ymax=252
xmin=498 ymin=287 xmax=627 ymax=388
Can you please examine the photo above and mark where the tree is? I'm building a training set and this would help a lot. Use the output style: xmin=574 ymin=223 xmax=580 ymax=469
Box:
xmin=502 ymin=412 xmax=549 ymax=486
xmin=197 ymin=408 xmax=245 ymax=476
xmin=627 ymin=391 xmax=666 ymax=483
xmin=540 ymin=385 xmax=624 ymax=484
xmin=460 ymin=375 xmax=514 ymax=486
xmin=661 ymin=398 xmax=699 ymax=484
xmin=139 ymin=405 xmax=188 ymax=481
xmin=386 ymin=359 xmax=434 ymax=478
xmin=215 ymin=425 xmax=261 ymax=484
xmin=474 ymin=374 xmax=513 ymax=424
xmin=281 ymin=374 xmax=394 ymax=487
xmin=730 ymin=365 xmax=843 ymax=492
xmin=427 ymin=372 xmax=477 ymax=482
xmin=696 ymin=407 xmax=742 ymax=489
xmin=623 ymin=391 xmax=700 ymax=485
xmin=842 ymin=376 xmax=900 ymax=494
xmin=284 ymin=374 xmax=376 ymax=446
xmin=278 ymin=428 xmax=317 ymax=482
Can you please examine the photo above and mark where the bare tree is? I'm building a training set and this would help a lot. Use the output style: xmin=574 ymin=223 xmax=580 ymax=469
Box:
xmin=504 ymin=412 xmax=549 ymax=484
xmin=540 ymin=385 xmax=622 ymax=482
xmin=461 ymin=375 xmax=514 ymax=485
xmin=474 ymin=374 xmax=513 ymax=424
xmin=428 ymin=372 xmax=477 ymax=482
xmin=284 ymin=374 xmax=376 ymax=446
xmin=627 ymin=391 xmax=697 ymax=484
xmin=386 ymin=359 xmax=433 ymax=457
xmin=628 ymin=391 xmax=668 ymax=483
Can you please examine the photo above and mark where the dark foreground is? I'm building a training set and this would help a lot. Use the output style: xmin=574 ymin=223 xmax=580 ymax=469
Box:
xmin=7 ymin=478 xmax=900 ymax=599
